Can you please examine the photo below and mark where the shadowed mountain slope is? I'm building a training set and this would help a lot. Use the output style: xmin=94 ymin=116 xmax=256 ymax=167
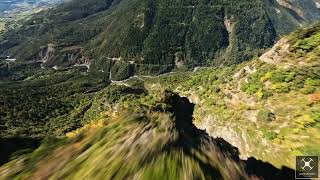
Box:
xmin=0 ymin=0 xmax=319 ymax=79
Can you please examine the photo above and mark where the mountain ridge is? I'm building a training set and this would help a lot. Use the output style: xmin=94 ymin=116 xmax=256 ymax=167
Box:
xmin=0 ymin=0 xmax=319 ymax=80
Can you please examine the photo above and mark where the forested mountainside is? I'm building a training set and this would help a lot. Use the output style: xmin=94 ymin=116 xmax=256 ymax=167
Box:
xmin=0 ymin=22 xmax=319 ymax=179
xmin=0 ymin=0 xmax=62 ymax=34
xmin=0 ymin=0 xmax=319 ymax=79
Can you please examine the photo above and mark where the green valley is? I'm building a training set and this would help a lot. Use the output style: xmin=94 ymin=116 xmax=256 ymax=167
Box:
xmin=0 ymin=0 xmax=320 ymax=179
xmin=0 ymin=21 xmax=319 ymax=179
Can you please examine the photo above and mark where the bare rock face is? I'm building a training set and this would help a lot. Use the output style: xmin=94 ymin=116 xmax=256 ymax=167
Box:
xmin=38 ymin=44 xmax=55 ymax=63
xmin=316 ymin=0 xmax=320 ymax=8
xmin=288 ymin=0 xmax=320 ymax=21
xmin=259 ymin=38 xmax=291 ymax=65
xmin=36 ymin=44 xmax=90 ymax=68
xmin=275 ymin=0 xmax=320 ymax=21
xmin=265 ymin=0 xmax=320 ymax=35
